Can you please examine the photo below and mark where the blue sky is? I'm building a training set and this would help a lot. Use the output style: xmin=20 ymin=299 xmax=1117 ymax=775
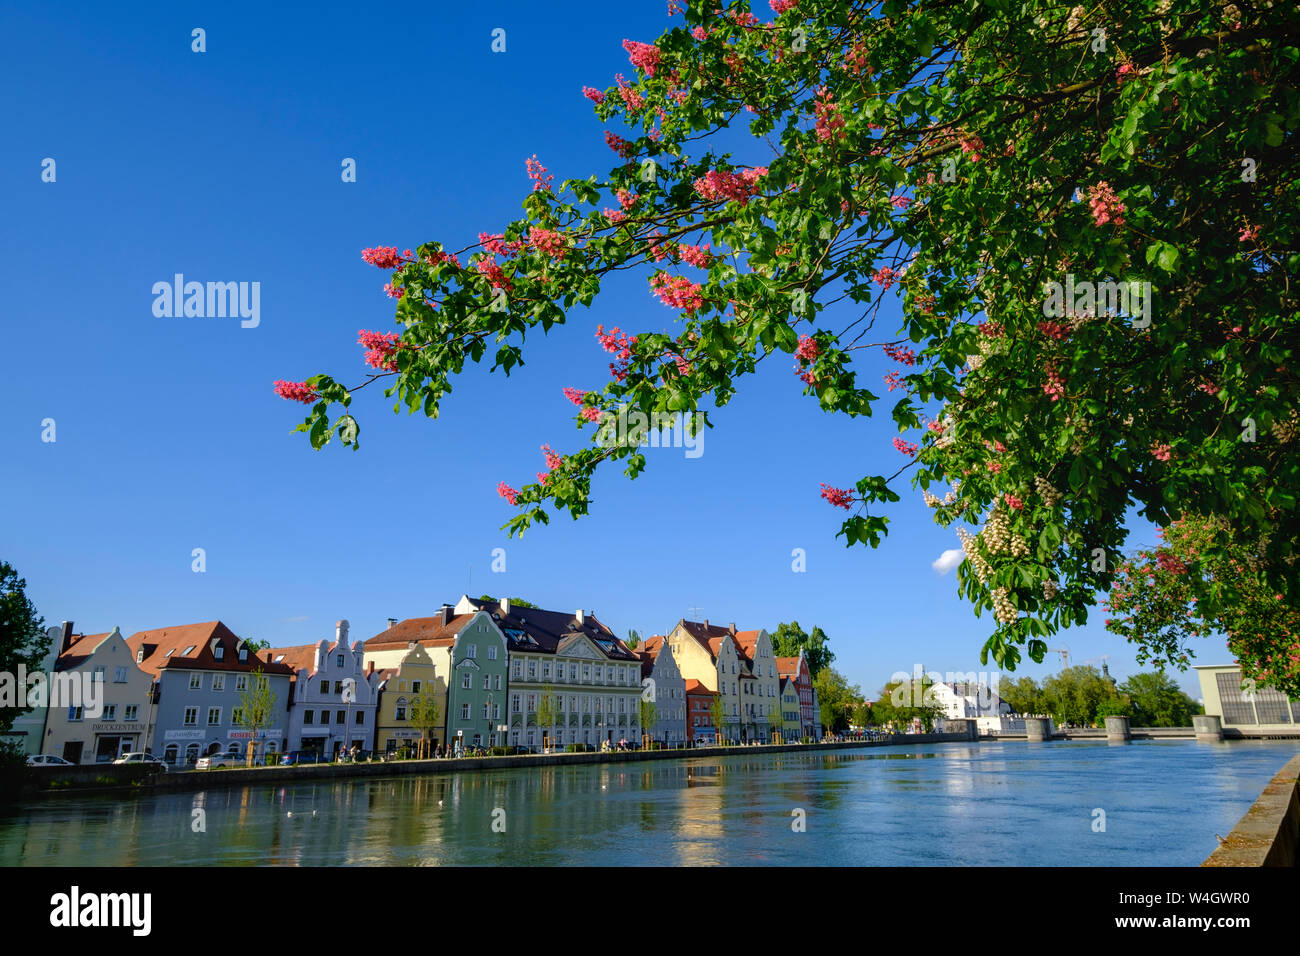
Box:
xmin=0 ymin=1 xmax=1215 ymax=698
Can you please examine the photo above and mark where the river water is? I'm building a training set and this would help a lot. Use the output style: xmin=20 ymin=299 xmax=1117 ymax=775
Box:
xmin=3 ymin=739 xmax=1296 ymax=866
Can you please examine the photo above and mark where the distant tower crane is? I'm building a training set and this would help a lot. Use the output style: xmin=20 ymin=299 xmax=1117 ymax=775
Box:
xmin=1047 ymin=644 xmax=1071 ymax=668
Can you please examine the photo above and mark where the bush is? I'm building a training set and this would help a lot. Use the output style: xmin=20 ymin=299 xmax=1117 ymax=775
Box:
xmin=565 ymin=743 xmax=590 ymax=753
xmin=487 ymin=746 xmax=511 ymax=756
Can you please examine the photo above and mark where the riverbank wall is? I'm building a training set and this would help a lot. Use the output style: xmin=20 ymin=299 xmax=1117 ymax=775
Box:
xmin=1202 ymin=753 xmax=1300 ymax=867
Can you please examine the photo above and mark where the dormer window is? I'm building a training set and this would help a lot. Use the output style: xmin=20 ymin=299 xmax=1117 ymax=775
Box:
xmin=136 ymin=649 xmax=144 ymax=664
xmin=182 ymin=645 xmax=196 ymax=657
xmin=238 ymin=647 xmax=248 ymax=661
xmin=214 ymin=645 xmax=224 ymax=660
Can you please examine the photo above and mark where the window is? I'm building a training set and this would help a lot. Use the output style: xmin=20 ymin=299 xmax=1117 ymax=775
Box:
xmin=189 ymin=673 xmax=201 ymax=690
xmin=207 ymin=707 xmax=221 ymax=726
xmin=460 ymin=703 xmax=470 ymax=720
xmin=411 ymin=680 xmax=422 ymax=693
xmin=304 ymin=710 xmax=315 ymax=725
xmin=320 ymin=680 xmax=330 ymax=695
xmin=337 ymin=654 xmax=345 ymax=668
xmin=395 ymin=700 xmax=407 ymax=721
xmin=232 ymin=707 xmax=245 ymax=724
xmin=466 ymin=644 xmax=477 ymax=659
xmin=92 ymin=666 xmax=105 ymax=683
xmin=527 ymin=694 xmax=537 ymax=713
xmin=543 ymin=661 xmax=551 ymax=679
xmin=183 ymin=707 xmax=198 ymax=726
xmin=487 ymin=645 xmax=497 ymax=660
xmin=235 ymin=675 xmax=247 ymax=692
xmin=495 ymin=675 xmax=502 ymax=690
xmin=528 ymin=660 xmax=537 ymax=679
xmin=113 ymin=667 xmax=128 ymax=683
xmin=183 ymin=646 xmax=196 ymax=657
xmin=103 ymin=705 xmax=117 ymax=721
xmin=483 ymin=675 xmax=490 ymax=690
xmin=511 ymin=660 xmax=521 ymax=679
xmin=124 ymin=705 xmax=138 ymax=721
xmin=212 ymin=674 xmax=225 ymax=691
xmin=461 ymin=673 xmax=471 ymax=689
xmin=135 ymin=649 xmax=144 ymax=664
xmin=511 ymin=693 xmax=520 ymax=714
xmin=356 ymin=712 xmax=365 ymax=725
xmin=213 ymin=645 xmax=224 ymax=660
xmin=482 ymin=703 xmax=490 ymax=719
xmin=238 ymin=647 xmax=247 ymax=661
xmin=337 ymin=710 xmax=346 ymax=724
xmin=583 ymin=664 xmax=591 ymax=682
xmin=164 ymin=744 xmax=178 ymax=765
xmin=569 ymin=664 xmax=577 ymax=680
xmin=68 ymin=705 xmax=84 ymax=721
xmin=492 ymin=704 xmax=501 ymax=719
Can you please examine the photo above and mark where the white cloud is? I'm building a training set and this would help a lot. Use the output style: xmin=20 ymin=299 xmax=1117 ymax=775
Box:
xmin=931 ymin=549 xmax=964 ymax=575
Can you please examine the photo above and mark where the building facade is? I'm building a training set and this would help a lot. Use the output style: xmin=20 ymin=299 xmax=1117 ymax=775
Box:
xmin=1196 ymin=664 xmax=1299 ymax=731
xmin=374 ymin=644 xmax=445 ymax=755
xmin=636 ymin=635 xmax=687 ymax=745
xmin=4 ymin=623 xmax=62 ymax=756
xmin=777 ymin=651 xmax=818 ymax=740
xmin=685 ymin=680 xmax=718 ymax=744
xmin=270 ymin=620 xmax=381 ymax=757
xmin=126 ymin=621 xmax=294 ymax=767
xmin=40 ymin=626 xmax=155 ymax=764
xmin=731 ymin=629 xmax=780 ymax=742
xmin=454 ymin=596 xmax=641 ymax=751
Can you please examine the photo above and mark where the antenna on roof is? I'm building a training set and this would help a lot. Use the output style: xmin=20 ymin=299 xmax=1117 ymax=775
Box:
xmin=686 ymin=605 xmax=704 ymax=620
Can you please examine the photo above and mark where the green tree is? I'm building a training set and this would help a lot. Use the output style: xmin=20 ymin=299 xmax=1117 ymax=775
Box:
xmin=707 ymin=693 xmax=726 ymax=745
xmin=769 ymin=621 xmax=835 ymax=677
xmin=626 ymin=629 xmax=642 ymax=650
xmin=1119 ymin=671 xmax=1200 ymax=727
xmin=813 ymin=667 xmax=862 ymax=734
xmin=639 ymin=697 xmax=658 ymax=741
xmin=871 ymin=678 xmax=944 ymax=731
xmin=0 ymin=562 xmax=49 ymax=775
xmin=284 ymin=2 xmax=1300 ymax=678
xmin=478 ymin=595 xmax=537 ymax=609
xmin=1106 ymin=515 xmax=1300 ymax=698
xmin=536 ymin=685 xmax=559 ymax=749
xmin=1040 ymin=665 xmax=1121 ymax=727
xmin=408 ymin=685 xmax=442 ymax=758
xmin=997 ymin=675 xmax=1046 ymax=717
xmin=235 ymin=668 xmax=278 ymax=767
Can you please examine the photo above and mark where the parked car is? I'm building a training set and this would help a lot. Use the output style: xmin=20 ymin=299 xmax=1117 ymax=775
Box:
xmin=112 ymin=752 xmax=168 ymax=772
xmin=26 ymin=753 xmax=73 ymax=767
xmin=281 ymin=751 xmax=324 ymax=766
xmin=194 ymin=752 xmax=243 ymax=770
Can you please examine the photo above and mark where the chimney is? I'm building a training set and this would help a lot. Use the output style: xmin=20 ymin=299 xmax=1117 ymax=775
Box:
xmin=336 ymin=619 xmax=349 ymax=644
xmin=500 ymin=597 xmax=510 ymax=617
xmin=439 ymin=605 xmax=452 ymax=626
xmin=728 ymin=622 xmax=736 ymax=634
xmin=366 ymin=660 xmax=375 ymax=677
xmin=61 ymin=621 xmax=75 ymax=654
xmin=575 ymin=609 xmax=585 ymax=625
xmin=703 ymin=619 xmax=709 ymax=629
xmin=386 ymin=617 xmax=398 ymax=630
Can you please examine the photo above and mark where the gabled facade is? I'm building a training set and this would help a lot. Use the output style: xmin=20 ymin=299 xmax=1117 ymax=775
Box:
xmin=777 ymin=650 xmax=817 ymax=740
xmin=366 ymin=605 xmax=509 ymax=752
xmin=636 ymin=635 xmax=686 ymax=745
xmin=41 ymin=625 xmax=155 ymax=764
xmin=126 ymin=621 xmax=294 ymax=767
xmin=269 ymin=620 xmax=381 ymax=757
xmin=731 ymin=628 xmax=780 ymax=742
xmin=374 ymin=644 xmax=445 ymax=755
xmin=666 ymin=619 xmax=754 ymax=743
xmin=454 ymin=596 xmax=641 ymax=751
xmin=777 ymin=676 xmax=801 ymax=742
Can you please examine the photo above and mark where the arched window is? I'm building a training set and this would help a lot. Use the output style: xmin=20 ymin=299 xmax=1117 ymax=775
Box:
xmin=184 ymin=743 xmax=200 ymax=765
xmin=163 ymin=744 xmax=178 ymax=766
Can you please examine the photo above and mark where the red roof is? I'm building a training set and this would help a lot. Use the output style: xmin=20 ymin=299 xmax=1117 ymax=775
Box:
xmin=364 ymin=615 xmax=470 ymax=650
xmin=685 ymin=679 xmax=717 ymax=697
xmin=126 ymin=621 xmax=294 ymax=678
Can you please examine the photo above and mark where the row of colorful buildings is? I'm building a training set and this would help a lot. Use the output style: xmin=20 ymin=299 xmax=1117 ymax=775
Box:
xmin=7 ymin=595 xmax=823 ymax=767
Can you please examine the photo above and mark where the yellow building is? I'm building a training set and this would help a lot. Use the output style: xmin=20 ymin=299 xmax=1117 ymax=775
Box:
xmin=665 ymin=619 xmax=778 ymax=743
xmin=374 ymin=644 xmax=446 ymax=756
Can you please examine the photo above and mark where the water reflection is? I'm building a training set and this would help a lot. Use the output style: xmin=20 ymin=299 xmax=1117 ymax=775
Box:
xmin=2 ymin=740 xmax=1295 ymax=866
